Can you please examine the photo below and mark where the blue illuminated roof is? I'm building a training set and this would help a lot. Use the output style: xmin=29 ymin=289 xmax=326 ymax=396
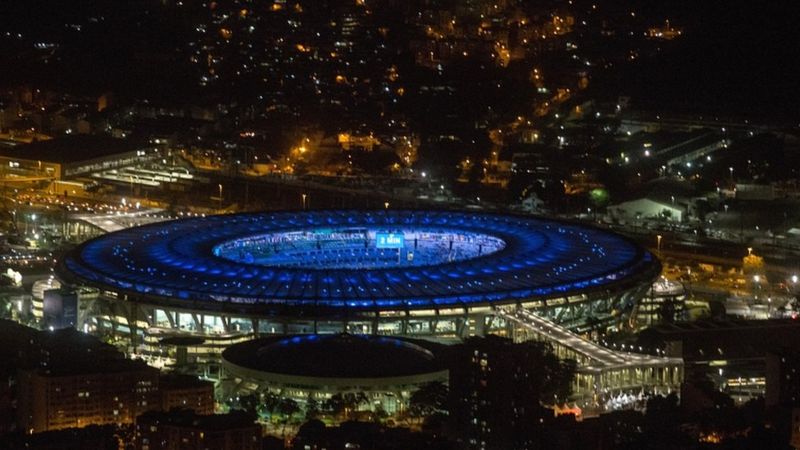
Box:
xmin=59 ymin=210 xmax=658 ymax=313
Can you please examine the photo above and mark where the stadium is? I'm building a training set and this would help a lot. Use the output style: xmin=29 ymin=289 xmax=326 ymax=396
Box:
xmin=220 ymin=333 xmax=448 ymax=415
xmin=56 ymin=210 xmax=660 ymax=359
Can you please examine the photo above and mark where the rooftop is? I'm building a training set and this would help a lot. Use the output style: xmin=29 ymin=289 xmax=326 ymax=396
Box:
xmin=136 ymin=409 xmax=259 ymax=431
xmin=223 ymin=334 xmax=444 ymax=378
xmin=0 ymin=322 xmax=151 ymax=377
xmin=59 ymin=210 xmax=659 ymax=312
xmin=0 ymin=135 xmax=142 ymax=164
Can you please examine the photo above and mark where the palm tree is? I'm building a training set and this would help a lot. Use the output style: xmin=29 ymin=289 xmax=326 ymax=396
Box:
xmin=305 ymin=397 xmax=321 ymax=420
xmin=278 ymin=398 xmax=300 ymax=438
xmin=324 ymin=392 xmax=370 ymax=421
xmin=259 ymin=392 xmax=282 ymax=420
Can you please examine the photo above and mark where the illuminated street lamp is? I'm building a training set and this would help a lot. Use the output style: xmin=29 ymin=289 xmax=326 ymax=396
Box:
xmin=656 ymin=234 xmax=662 ymax=253
xmin=302 ymin=193 xmax=307 ymax=210
xmin=218 ymin=184 xmax=223 ymax=209
xmin=384 ymin=201 xmax=390 ymax=209
xmin=747 ymin=247 xmax=753 ymax=257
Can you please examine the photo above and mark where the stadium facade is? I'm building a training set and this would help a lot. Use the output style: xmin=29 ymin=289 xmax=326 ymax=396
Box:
xmin=220 ymin=334 xmax=448 ymax=415
xmin=57 ymin=210 xmax=660 ymax=359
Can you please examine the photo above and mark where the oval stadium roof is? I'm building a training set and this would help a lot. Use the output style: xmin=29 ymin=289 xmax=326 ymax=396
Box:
xmin=58 ymin=210 xmax=658 ymax=314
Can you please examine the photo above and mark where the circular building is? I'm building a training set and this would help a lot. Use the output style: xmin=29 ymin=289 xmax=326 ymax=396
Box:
xmin=221 ymin=333 xmax=447 ymax=415
xmin=57 ymin=210 xmax=659 ymax=357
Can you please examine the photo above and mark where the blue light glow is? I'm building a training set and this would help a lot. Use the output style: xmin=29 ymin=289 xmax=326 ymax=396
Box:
xmin=60 ymin=210 xmax=658 ymax=311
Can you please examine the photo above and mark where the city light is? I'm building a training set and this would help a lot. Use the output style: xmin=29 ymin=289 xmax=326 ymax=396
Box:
xmin=0 ymin=2 xmax=794 ymax=445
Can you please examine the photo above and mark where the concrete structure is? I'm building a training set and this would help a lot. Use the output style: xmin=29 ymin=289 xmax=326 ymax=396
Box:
xmin=608 ymin=198 xmax=685 ymax=223
xmin=159 ymin=374 xmax=215 ymax=415
xmin=42 ymin=288 xmax=78 ymax=330
xmin=635 ymin=277 xmax=686 ymax=326
xmin=497 ymin=308 xmax=682 ymax=412
xmin=0 ymin=135 xmax=156 ymax=181
xmin=134 ymin=410 xmax=261 ymax=450
xmin=7 ymin=323 xmax=216 ymax=434
xmin=16 ymin=365 xmax=216 ymax=434
xmin=221 ymin=334 xmax=448 ymax=415
xmin=641 ymin=319 xmax=800 ymax=402
xmin=56 ymin=210 xmax=660 ymax=363
xmin=17 ymin=359 xmax=160 ymax=433
xmin=31 ymin=277 xmax=61 ymax=322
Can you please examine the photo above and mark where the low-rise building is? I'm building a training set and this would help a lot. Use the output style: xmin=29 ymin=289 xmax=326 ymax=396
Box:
xmin=134 ymin=410 xmax=262 ymax=450
xmin=607 ymin=197 xmax=686 ymax=223
xmin=221 ymin=334 xmax=448 ymax=417
xmin=0 ymin=135 xmax=155 ymax=181
xmin=159 ymin=374 xmax=215 ymax=415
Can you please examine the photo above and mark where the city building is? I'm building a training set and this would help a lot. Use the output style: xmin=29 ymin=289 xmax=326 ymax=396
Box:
xmin=221 ymin=334 xmax=448 ymax=415
xmin=56 ymin=210 xmax=660 ymax=361
xmin=0 ymin=135 xmax=152 ymax=181
xmin=17 ymin=358 xmax=160 ymax=433
xmin=30 ymin=277 xmax=61 ymax=322
xmin=41 ymin=288 xmax=77 ymax=330
xmin=0 ymin=320 xmax=39 ymax=434
xmin=640 ymin=319 xmax=800 ymax=401
xmin=4 ymin=322 xmax=216 ymax=434
xmin=0 ymin=424 xmax=121 ymax=450
xmin=133 ymin=410 xmax=262 ymax=450
xmin=159 ymin=373 xmax=215 ymax=415
xmin=607 ymin=197 xmax=686 ymax=223
xmin=635 ymin=277 xmax=687 ymax=326
xmin=766 ymin=350 xmax=800 ymax=407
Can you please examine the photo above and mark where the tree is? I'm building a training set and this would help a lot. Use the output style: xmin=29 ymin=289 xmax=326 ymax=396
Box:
xmin=407 ymin=381 xmax=449 ymax=427
xmin=742 ymin=253 xmax=764 ymax=274
xmin=409 ymin=381 xmax=448 ymax=417
xmin=324 ymin=392 xmax=370 ymax=421
xmin=305 ymin=397 xmax=321 ymax=420
xmin=237 ymin=394 xmax=259 ymax=416
xmin=278 ymin=398 xmax=301 ymax=438
xmin=446 ymin=335 xmax=577 ymax=449
xmin=259 ymin=392 xmax=282 ymax=420
xmin=589 ymin=188 xmax=610 ymax=209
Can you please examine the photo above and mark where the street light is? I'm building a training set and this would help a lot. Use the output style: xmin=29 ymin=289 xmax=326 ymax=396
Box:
xmin=656 ymin=234 xmax=662 ymax=253
xmin=747 ymin=247 xmax=753 ymax=257
xmin=384 ymin=201 xmax=390 ymax=209
xmin=301 ymin=193 xmax=307 ymax=210
xmin=218 ymin=184 xmax=223 ymax=209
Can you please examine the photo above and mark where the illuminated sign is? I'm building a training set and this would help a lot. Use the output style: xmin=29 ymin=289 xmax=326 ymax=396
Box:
xmin=376 ymin=233 xmax=404 ymax=249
